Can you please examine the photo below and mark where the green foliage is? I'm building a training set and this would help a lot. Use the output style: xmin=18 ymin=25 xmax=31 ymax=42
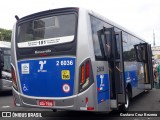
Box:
xmin=0 ymin=28 xmax=12 ymax=42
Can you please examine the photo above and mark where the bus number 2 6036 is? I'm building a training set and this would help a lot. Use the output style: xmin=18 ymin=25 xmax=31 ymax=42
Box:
xmin=56 ymin=60 xmax=73 ymax=66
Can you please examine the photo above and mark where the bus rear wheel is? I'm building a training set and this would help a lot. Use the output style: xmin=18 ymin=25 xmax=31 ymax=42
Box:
xmin=52 ymin=109 xmax=57 ymax=112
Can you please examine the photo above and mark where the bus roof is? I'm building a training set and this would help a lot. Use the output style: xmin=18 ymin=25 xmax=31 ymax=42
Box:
xmin=17 ymin=7 xmax=79 ymax=23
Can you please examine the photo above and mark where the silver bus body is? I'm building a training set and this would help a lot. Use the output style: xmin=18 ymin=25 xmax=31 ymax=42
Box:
xmin=11 ymin=7 xmax=153 ymax=112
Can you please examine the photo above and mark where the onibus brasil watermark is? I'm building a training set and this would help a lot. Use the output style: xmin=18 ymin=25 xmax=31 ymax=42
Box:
xmin=1 ymin=112 xmax=42 ymax=118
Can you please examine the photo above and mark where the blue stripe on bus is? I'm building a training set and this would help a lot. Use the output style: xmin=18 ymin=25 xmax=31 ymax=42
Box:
xmin=18 ymin=57 xmax=76 ymax=97
xmin=97 ymin=90 xmax=110 ymax=104
xmin=124 ymin=71 xmax=138 ymax=87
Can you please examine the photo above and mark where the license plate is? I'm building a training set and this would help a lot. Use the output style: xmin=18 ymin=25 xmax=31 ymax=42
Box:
xmin=38 ymin=100 xmax=54 ymax=107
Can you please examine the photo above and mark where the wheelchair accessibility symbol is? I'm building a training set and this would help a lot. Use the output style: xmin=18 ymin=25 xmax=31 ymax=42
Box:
xmin=23 ymin=84 xmax=28 ymax=91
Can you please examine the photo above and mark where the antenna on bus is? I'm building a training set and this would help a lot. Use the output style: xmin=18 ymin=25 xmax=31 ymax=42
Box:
xmin=15 ymin=15 xmax=19 ymax=21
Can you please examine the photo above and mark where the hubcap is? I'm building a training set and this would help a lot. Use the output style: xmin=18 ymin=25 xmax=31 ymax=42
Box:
xmin=125 ymin=94 xmax=129 ymax=108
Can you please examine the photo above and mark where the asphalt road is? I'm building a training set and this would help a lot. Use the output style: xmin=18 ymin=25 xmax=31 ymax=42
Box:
xmin=0 ymin=89 xmax=160 ymax=120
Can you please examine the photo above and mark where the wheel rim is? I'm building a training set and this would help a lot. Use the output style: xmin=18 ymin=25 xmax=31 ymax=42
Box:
xmin=125 ymin=94 xmax=129 ymax=108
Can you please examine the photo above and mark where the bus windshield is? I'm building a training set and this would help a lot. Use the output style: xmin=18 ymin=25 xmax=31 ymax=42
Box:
xmin=17 ymin=14 xmax=76 ymax=48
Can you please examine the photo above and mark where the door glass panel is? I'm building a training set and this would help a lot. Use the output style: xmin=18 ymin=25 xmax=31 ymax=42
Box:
xmin=115 ymin=34 xmax=120 ymax=59
xmin=116 ymin=62 xmax=122 ymax=93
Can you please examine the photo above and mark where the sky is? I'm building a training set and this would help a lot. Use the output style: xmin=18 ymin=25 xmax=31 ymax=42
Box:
xmin=0 ymin=0 xmax=160 ymax=46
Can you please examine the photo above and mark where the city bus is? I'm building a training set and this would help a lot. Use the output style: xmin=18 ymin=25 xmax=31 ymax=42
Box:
xmin=0 ymin=41 xmax=12 ymax=91
xmin=11 ymin=7 xmax=153 ymax=112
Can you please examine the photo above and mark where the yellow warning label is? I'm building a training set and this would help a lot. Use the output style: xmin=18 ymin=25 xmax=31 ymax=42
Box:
xmin=61 ymin=70 xmax=70 ymax=80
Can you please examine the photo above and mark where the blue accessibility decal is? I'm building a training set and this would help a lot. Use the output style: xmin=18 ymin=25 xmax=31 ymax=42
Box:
xmin=96 ymin=74 xmax=110 ymax=104
xmin=97 ymin=74 xmax=109 ymax=92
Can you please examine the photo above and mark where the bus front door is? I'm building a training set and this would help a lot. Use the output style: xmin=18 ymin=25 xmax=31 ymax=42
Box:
xmin=103 ymin=28 xmax=126 ymax=109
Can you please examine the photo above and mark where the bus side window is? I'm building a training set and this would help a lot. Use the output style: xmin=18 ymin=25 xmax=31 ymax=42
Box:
xmin=90 ymin=16 xmax=105 ymax=60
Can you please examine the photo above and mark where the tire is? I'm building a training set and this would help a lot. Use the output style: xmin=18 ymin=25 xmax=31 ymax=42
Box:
xmin=119 ymin=90 xmax=130 ymax=112
xmin=52 ymin=109 xmax=57 ymax=112
xmin=144 ymin=90 xmax=150 ymax=94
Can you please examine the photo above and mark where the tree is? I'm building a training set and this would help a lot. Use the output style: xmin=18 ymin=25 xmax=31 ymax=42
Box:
xmin=0 ymin=28 xmax=12 ymax=42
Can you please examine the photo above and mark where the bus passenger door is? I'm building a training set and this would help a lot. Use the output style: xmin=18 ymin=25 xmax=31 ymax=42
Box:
xmin=94 ymin=29 xmax=112 ymax=111
xmin=114 ymin=31 xmax=126 ymax=104
xmin=103 ymin=28 xmax=126 ymax=109
xmin=134 ymin=43 xmax=153 ymax=89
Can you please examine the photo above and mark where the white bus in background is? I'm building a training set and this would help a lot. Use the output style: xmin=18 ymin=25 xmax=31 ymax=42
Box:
xmin=0 ymin=41 xmax=12 ymax=91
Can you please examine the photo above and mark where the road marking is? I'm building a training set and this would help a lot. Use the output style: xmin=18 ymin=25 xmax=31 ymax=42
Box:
xmin=1 ymin=106 xmax=11 ymax=108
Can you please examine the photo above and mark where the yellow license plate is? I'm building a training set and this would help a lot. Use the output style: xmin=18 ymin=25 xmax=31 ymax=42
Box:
xmin=61 ymin=70 xmax=70 ymax=80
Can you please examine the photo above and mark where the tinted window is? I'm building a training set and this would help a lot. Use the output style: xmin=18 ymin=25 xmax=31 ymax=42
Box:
xmin=17 ymin=14 xmax=76 ymax=48
xmin=90 ymin=16 xmax=104 ymax=60
xmin=123 ymin=33 xmax=135 ymax=61
xmin=123 ymin=33 xmax=144 ymax=61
